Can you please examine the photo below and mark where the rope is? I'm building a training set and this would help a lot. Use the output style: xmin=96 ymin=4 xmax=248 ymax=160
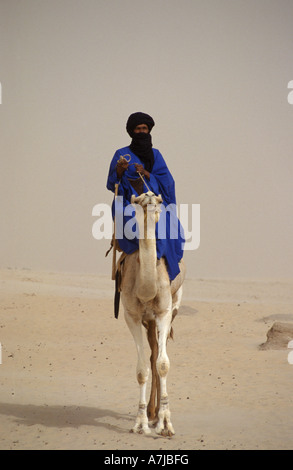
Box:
xmin=118 ymin=154 xmax=152 ymax=193
xmin=137 ymin=171 xmax=151 ymax=192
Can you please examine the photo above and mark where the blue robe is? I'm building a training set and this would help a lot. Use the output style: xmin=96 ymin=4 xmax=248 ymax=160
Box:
xmin=106 ymin=146 xmax=185 ymax=280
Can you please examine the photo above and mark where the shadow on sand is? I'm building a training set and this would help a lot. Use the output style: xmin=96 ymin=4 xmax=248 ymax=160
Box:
xmin=0 ymin=402 xmax=133 ymax=434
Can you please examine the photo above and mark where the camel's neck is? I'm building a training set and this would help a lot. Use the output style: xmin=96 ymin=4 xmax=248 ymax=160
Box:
xmin=136 ymin=214 xmax=158 ymax=302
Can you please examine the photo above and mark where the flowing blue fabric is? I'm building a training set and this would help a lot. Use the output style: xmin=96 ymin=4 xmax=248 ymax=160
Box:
xmin=106 ymin=146 xmax=185 ymax=280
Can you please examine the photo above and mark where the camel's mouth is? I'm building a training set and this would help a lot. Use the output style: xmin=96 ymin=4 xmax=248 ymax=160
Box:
xmin=145 ymin=204 xmax=160 ymax=213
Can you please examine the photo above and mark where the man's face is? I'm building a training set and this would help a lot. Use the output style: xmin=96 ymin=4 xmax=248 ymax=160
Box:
xmin=133 ymin=124 xmax=149 ymax=134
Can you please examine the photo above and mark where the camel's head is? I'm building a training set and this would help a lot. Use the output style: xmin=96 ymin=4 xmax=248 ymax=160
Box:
xmin=131 ymin=191 xmax=163 ymax=224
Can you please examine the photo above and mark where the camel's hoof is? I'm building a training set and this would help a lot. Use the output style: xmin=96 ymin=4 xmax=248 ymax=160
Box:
xmin=155 ymin=422 xmax=175 ymax=437
xmin=159 ymin=428 xmax=175 ymax=437
xmin=130 ymin=425 xmax=151 ymax=435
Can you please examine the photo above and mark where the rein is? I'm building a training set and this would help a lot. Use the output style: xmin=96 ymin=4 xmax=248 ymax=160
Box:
xmin=118 ymin=154 xmax=152 ymax=193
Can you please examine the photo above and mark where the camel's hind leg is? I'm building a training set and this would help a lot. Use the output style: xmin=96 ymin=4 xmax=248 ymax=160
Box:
xmin=172 ymin=285 xmax=183 ymax=322
xmin=124 ymin=310 xmax=151 ymax=435
xmin=145 ymin=320 xmax=160 ymax=424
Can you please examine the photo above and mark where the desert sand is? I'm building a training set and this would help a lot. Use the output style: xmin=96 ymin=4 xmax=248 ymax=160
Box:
xmin=1 ymin=268 xmax=293 ymax=450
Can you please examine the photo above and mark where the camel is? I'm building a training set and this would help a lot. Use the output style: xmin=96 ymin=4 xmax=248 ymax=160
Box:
xmin=119 ymin=191 xmax=185 ymax=436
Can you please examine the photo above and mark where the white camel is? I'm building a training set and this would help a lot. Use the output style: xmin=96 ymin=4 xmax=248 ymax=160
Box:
xmin=119 ymin=191 xmax=185 ymax=436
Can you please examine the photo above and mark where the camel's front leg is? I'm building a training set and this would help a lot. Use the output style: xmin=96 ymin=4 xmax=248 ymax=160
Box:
xmin=124 ymin=311 xmax=151 ymax=435
xmin=155 ymin=309 xmax=175 ymax=436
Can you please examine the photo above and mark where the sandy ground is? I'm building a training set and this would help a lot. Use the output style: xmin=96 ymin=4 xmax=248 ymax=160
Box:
xmin=1 ymin=268 xmax=293 ymax=450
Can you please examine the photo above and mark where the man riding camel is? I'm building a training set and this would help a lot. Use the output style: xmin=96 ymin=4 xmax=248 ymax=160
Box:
xmin=107 ymin=112 xmax=184 ymax=281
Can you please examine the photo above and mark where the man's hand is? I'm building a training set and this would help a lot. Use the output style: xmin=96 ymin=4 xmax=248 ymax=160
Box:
xmin=135 ymin=163 xmax=150 ymax=180
xmin=116 ymin=158 xmax=129 ymax=179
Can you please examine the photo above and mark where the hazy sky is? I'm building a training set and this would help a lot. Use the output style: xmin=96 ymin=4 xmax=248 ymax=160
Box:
xmin=1 ymin=0 xmax=293 ymax=279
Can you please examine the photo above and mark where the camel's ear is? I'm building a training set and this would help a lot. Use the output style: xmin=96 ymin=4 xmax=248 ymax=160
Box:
xmin=132 ymin=193 xmax=146 ymax=205
xmin=131 ymin=194 xmax=143 ymax=204
xmin=156 ymin=194 xmax=163 ymax=204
